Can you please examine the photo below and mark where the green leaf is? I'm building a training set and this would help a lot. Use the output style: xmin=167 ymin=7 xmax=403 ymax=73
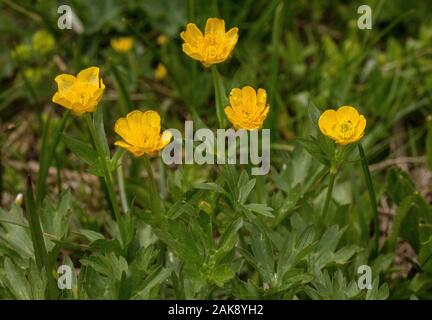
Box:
xmin=93 ymin=104 xmax=110 ymax=156
xmin=62 ymin=134 xmax=99 ymax=168
xmin=78 ymin=229 xmax=105 ymax=242
xmin=211 ymin=264 xmax=234 ymax=287
xmin=194 ymin=182 xmax=227 ymax=195
xmin=3 ymin=258 xmax=31 ymax=299
xmin=297 ymin=137 xmax=331 ymax=167
xmin=307 ymin=101 xmax=321 ymax=128
xmin=131 ymin=266 xmax=173 ymax=299
xmin=249 ymin=224 xmax=275 ymax=284
xmin=366 ymin=278 xmax=389 ymax=300
xmin=90 ymin=239 xmax=123 ymax=255
xmin=41 ymin=190 xmax=72 ymax=240
xmin=215 ymin=217 xmax=243 ymax=262
xmin=243 ymin=203 xmax=274 ymax=218
xmin=238 ymin=178 xmax=256 ymax=205
xmin=419 ymin=235 xmax=432 ymax=273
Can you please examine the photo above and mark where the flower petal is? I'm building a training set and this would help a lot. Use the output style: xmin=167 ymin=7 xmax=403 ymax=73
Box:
xmin=115 ymin=140 xmax=145 ymax=157
xmin=77 ymin=67 xmax=100 ymax=86
xmin=336 ymin=106 xmax=360 ymax=125
xmin=224 ymin=106 xmax=237 ymax=125
xmin=182 ymin=43 xmax=203 ymax=61
xmin=256 ymin=88 xmax=267 ymax=111
xmin=205 ymin=18 xmax=225 ymax=36
xmin=141 ymin=110 xmax=161 ymax=132
xmin=257 ymin=105 xmax=270 ymax=127
xmin=54 ymin=74 xmax=77 ymax=92
xmin=160 ymin=130 xmax=173 ymax=148
xmin=70 ymin=103 xmax=87 ymax=116
xmin=52 ymin=92 xmax=72 ymax=109
xmin=229 ymin=88 xmax=242 ymax=110
xmin=352 ymin=115 xmax=366 ymax=141
xmin=114 ymin=117 xmax=139 ymax=146
xmin=318 ymin=109 xmax=338 ymax=135
xmin=225 ymin=27 xmax=239 ymax=49
xmin=241 ymin=86 xmax=257 ymax=113
xmin=180 ymin=23 xmax=204 ymax=47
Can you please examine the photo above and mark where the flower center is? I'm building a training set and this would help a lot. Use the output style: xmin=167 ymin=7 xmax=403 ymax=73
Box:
xmin=203 ymin=35 xmax=223 ymax=59
xmin=336 ymin=121 xmax=355 ymax=139
xmin=69 ymin=82 xmax=96 ymax=106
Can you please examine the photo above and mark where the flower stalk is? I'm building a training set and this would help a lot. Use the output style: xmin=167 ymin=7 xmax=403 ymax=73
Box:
xmin=211 ymin=65 xmax=226 ymax=128
xmin=84 ymin=113 xmax=127 ymax=245
xmin=321 ymin=167 xmax=337 ymax=221
xmin=116 ymin=157 xmax=129 ymax=213
xmin=143 ymin=155 xmax=163 ymax=216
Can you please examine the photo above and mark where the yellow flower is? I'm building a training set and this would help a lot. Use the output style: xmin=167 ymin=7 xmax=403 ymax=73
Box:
xmin=154 ymin=63 xmax=168 ymax=80
xmin=52 ymin=66 xmax=105 ymax=116
xmin=111 ymin=37 xmax=134 ymax=53
xmin=224 ymin=86 xmax=270 ymax=130
xmin=32 ymin=30 xmax=55 ymax=55
xmin=180 ymin=18 xmax=238 ymax=67
xmin=318 ymin=106 xmax=366 ymax=145
xmin=157 ymin=34 xmax=168 ymax=46
xmin=114 ymin=110 xmax=172 ymax=157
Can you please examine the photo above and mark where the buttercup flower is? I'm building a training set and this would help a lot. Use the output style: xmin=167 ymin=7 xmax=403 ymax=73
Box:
xmin=32 ymin=30 xmax=55 ymax=55
xmin=318 ymin=106 xmax=366 ymax=145
xmin=154 ymin=63 xmax=168 ymax=80
xmin=111 ymin=37 xmax=134 ymax=53
xmin=157 ymin=34 xmax=168 ymax=46
xmin=52 ymin=66 xmax=105 ymax=116
xmin=224 ymin=86 xmax=270 ymax=130
xmin=114 ymin=110 xmax=172 ymax=156
xmin=12 ymin=44 xmax=32 ymax=61
xmin=180 ymin=18 xmax=238 ymax=67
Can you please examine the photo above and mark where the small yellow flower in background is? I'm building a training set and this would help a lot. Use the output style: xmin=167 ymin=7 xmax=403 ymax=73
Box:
xmin=11 ymin=44 xmax=32 ymax=61
xmin=318 ymin=106 xmax=366 ymax=145
xmin=24 ymin=68 xmax=43 ymax=84
xmin=114 ymin=110 xmax=172 ymax=157
xmin=157 ymin=34 xmax=168 ymax=45
xmin=224 ymin=86 xmax=270 ymax=130
xmin=32 ymin=30 xmax=55 ymax=55
xmin=180 ymin=18 xmax=238 ymax=67
xmin=154 ymin=63 xmax=168 ymax=80
xmin=52 ymin=66 xmax=105 ymax=116
xmin=111 ymin=37 xmax=134 ymax=53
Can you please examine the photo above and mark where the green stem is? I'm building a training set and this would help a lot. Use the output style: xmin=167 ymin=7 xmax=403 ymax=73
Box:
xmin=321 ymin=170 xmax=337 ymax=221
xmin=358 ymin=143 xmax=380 ymax=257
xmin=211 ymin=65 xmax=226 ymax=128
xmin=143 ymin=155 xmax=162 ymax=216
xmin=117 ymin=158 xmax=129 ymax=213
xmin=158 ymin=157 xmax=166 ymax=199
xmin=84 ymin=114 xmax=126 ymax=245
